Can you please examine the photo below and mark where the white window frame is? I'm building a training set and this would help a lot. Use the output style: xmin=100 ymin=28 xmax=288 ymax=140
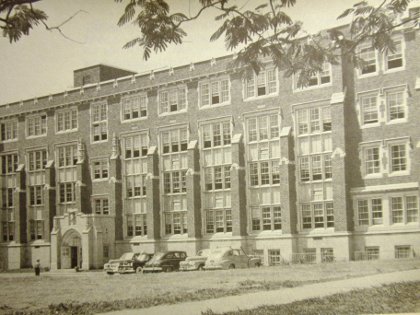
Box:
xmin=93 ymin=197 xmax=110 ymax=215
xmin=27 ymin=149 xmax=48 ymax=172
xmin=90 ymin=100 xmax=108 ymax=143
xmin=300 ymin=201 xmax=334 ymax=230
xmin=386 ymin=88 xmax=407 ymax=124
xmin=388 ymin=141 xmax=409 ymax=176
xmin=158 ymin=86 xmax=187 ymax=116
xmin=243 ymin=67 xmax=278 ymax=100
xmin=293 ymin=62 xmax=332 ymax=92
xmin=121 ymin=93 xmax=148 ymax=122
xmin=91 ymin=158 xmax=109 ymax=181
xmin=359 ymin=93 xmax=380 ymax=127
xmin=390 ymin=195 xmax=419 ymax=224
xmin=384 ymin=37 xmax=405 ymax=73
xmin=56 ymin=107 xmax=78 ymax=134
xmin=198 ymin=77 xmax=230 ymax=108
xmin=0 ymin=119 xmax=18 ymax=142
xmin=362 ymin=144 xmax=382 ymax=178
xmin=357 ymin=43 xmax=379 ymax=77
xmin=26 ymin=113 xmax=47 ymax=138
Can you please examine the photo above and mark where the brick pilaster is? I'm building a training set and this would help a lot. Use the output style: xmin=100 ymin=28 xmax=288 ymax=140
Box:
xmin=330 ymin=92 xmax=349 ymax=232
xmin=279 ymin=127 xmax=297 ymax=234
xmin=14 ymin=164 xmax=26 ymax=243
xmin=146 ymin=146 xmax=160 ymax=239
xmin=109 ymin=136 xmax=123 ymax=240
xmin=186 ymin=140 xmax=201 ymax=238
xmin=44 ymin=160 xmax=56 ymax=242
xmin=230 ymin=134 xmax=247 ymax=236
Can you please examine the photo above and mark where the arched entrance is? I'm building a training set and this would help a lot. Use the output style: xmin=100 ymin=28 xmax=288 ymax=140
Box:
xmin=61 ymin=229 xmax=82 ymax=269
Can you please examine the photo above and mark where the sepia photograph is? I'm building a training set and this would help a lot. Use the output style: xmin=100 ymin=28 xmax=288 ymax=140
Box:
xmin=0 ymin=0 xmax=419 ymax=314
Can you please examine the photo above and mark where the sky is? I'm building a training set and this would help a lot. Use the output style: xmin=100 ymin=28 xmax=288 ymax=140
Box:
xmin=0 ymin=0 xmax=360 ymax=105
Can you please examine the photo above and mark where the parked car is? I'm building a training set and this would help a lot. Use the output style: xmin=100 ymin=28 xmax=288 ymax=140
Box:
xmin=204 ymin=247 xmax=261 ymax=270
xmin=118 ymin=252 xmax=153 ymax=274
xmin=179 ymin=249 xmax=211 ymax=271
xmin=142 ymin=251 xmax=187 ymax=273
xmin=104 ymin=252 xmax=140 ymax=274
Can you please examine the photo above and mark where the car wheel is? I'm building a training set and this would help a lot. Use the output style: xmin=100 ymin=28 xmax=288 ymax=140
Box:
xmin=106 ymin=272 xmax=114 ymax=275
xmin=136 ymin=267 xmax=143 ymax=273
xmin=228 ymin=264 xmax=235 ymax=269
xmin=164 ymin=266 xmax=173 ymax=272
xmin=255 ymin=262 xmax=261 ymax=267
xmin=198 ymin=264 xmax=204 ymax=271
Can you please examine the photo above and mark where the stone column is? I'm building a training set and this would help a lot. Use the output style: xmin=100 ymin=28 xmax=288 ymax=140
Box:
xmin=330 ymin=92 xmax=349 ymax=232
xmin=230 ymin=134 xmax=247 ymax=237
xmin=109 ymin=134 xmax=123 ymax=241
xmin=186 ymin=140 xmax=202 ymax=238
xmin=146 ymin=146 xmax=160 ymax=240
xmin=76 ymin=139 xmax=88 ymax=214
xmin=279 ymin=127 xmax=297 ymax=235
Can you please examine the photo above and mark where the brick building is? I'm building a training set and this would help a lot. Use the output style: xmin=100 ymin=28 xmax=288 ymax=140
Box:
xmin=0 ymin=25 xmax=419 ymax=270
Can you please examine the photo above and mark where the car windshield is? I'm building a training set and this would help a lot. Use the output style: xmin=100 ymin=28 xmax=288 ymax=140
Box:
xmin=209 ymin=249 xmax=229 ymax=258
xmin=148 ymin=252 xmax=164 ymax=263
xmin=137 ymin=254 xmax=150 ymax=261
xmin=119 ymin=253 xmax=133 ymax=260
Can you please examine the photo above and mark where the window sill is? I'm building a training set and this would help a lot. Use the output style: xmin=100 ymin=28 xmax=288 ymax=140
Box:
xmin=386 ymin=118 xmax=407 ymax=125
xmin=92 ymin=178 xmax=109 ymax=183
xmin=199 ymin=102 xmax=230 ymax=110
xmin=360 ymin=122 xmax=381 ymax=129
xmin=121 ymin=117 xmax=148 ymax=124
xmin=383 ymin=66 xmax=405 ymax=75
xmin=243 ymin=93 xmax=278 ymax=102
xmin=293 ymin=83 xmax=332 ymax=93
xmin=56 ymin=129 xmax=78 ymax=135
xmin=296 ymin=131 xmax=332 ymax=138
xmin=388 ymin=171 xmax=410 ymax=178
xmin=158 ymin=109 xmax=188 ymax=117
xmin=26 ymin=135 xmax=47 ymax=139
xmin=364 ymin=174 xmax=383 ymax=180
xmin=91 ymin=139 xmax=109 ymax=144
xmin=163 ymin=192 xmax=187 ymax=196
xmin=0 ymin=139 xmax=18 ymax=144
xmin=357 ymin=71 xmax=379 ymax=79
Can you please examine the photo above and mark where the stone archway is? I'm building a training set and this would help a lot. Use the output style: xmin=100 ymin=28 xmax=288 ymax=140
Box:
xmin=61 ymin=229 xmax=82 ymax=269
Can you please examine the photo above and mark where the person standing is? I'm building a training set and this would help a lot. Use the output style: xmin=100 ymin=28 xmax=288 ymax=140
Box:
xmin=34 ymin=259 xmax=41 ymax=276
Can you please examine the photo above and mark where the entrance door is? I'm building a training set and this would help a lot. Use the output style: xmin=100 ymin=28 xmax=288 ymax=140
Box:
xmin=70 ymin=246 xmax=78 ymax=268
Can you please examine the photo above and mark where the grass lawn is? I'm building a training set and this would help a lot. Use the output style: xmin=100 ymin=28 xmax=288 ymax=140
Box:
xmin=202 ymin=281 xmax=420 ymax=315
xmin=0 ymin=259 xmax=418 ymax=314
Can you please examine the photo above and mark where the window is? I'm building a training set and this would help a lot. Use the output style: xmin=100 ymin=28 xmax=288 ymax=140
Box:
xmin=395 ymin=245 xmax=411 ymax=259
xmin=164 ymin=170 xmax=187 ymax=194
xmin=2 ymin=188 xmax=14 ymax=208
xmin=0 ymin=119 xmax=18 ymax=142
xmin=27 ymin=114 xmax=47 ymax=137
xmin=57 ymin=145 xmax=78 ymax=168
xmin=125 ymin=133 xmax=148 ymax=158
xmin=202 ymin=121 xmax=231 ymax=148
xmin=205 ymin=209 xmax=232 ymax=233
xmin=371 ymin=198 xmax=383 ymax=225
xmin=391 ymin=196 xmax=403 ymax=223
xmin=159 ymin=87 xmax=187 ymax=114
xmin=299 ymin=154 xmax=332 ymax=182
xmin=406 ymin=196 xmax=419 ymax=223
xmin=247 ymin=114 xmax=279 ymax=142
xmin=251 ymin=206 xmax=281 ymax=231
xmin=358 ymin=44 xmax=377 ymax=75
xmin=59 ymin=182 xmax=75 ymax=203
xmin=295 ymin=107 xmax=331 ymax=135
xmin=92 ymin=159 xmax=108 ymax=180
xmin=387 ymin=90 xmax=405 ymax=121
xmin=91 ymin=101 xmax=108 ymax=142
xmin=56 ymin=108 xmax=78 ymax=133
xmin=321 ymin=248 xmax=334 ymax=262
xmin=2 ymin=220 xmax=14 ymax=242
xmin=390 ymin=143 xmax=407 ymax=172
xmin=29 ymin=186 xmax=43 ymax=206
xmin=27 ymin=150 xmax=47 ymax=172
xmin=307 ymin=63 xmax=331 ymax=87
xmin=357 ymin=199 xmax=383 ymax=226
xmin=360 ymin=94 xmax=378 ymax=125
xmin=385 ymin=38 xmax=404 ymax=71
xmin=134 ymin=214 xmax=147 ymax=236
xmin=29 ymin=219 xmax=43 ymax=240
xmin=249 ymin=161 xmax=280 ymax=186
xmin=268 ymin=249 xmax=281 ymax=265
xmin=199 ymin=78 xmax=229 ymax=107
xmin=94 ymin=198 xmax=109 ymax=215
xmin=365 ymin=247 xmax=380 ymax=260
xmin=1 ymin=154 xmax=18 ymax=174
xmin=121 ymin=93 xmax=147 ymax=120
xmin=244 ymin=68 xmax=277 ymax=98
xmin=365 ymin=147 xmax=380 ymax=175
xmin=301 ymin=202 xmax=334 ymax=229
xmin=161 ymin=128 xmax=188 ymax=154
xmin=165 ymin=212 xmax=187 ymax=235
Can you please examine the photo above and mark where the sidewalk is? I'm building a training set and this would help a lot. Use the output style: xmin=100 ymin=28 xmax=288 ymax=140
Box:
xmin=99 ymin=269 xmax=420 ymax=315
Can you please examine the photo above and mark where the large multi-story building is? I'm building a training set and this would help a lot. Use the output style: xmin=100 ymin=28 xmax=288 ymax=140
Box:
xmin=0 ymin=23 xmax=419 ymax=270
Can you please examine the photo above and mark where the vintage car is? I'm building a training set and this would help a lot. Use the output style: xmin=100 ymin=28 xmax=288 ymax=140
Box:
xmin=179 ymin=249 xmax=211 ymax=271
xmin=142 ymin=250 xmax=187 ymax=273
xmin=104 ymin=252 xmax=141 ymax=274
xmin=204 ymin=247 xmax=261 ymax=270
xmin=118 ymin=253 xmax=153 ymax=274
